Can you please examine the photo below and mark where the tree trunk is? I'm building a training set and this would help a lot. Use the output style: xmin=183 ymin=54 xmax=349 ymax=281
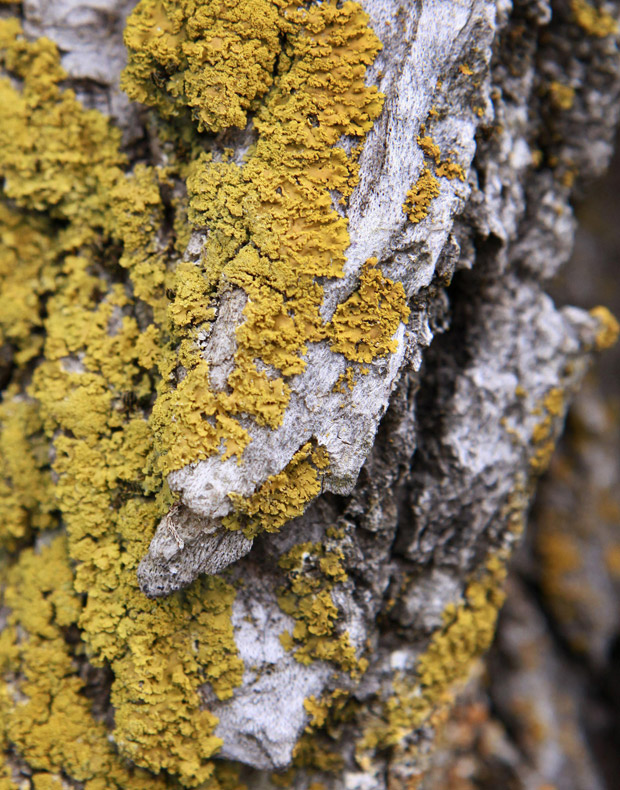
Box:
xmin=1 ymin=1 xmax=619 ymax=789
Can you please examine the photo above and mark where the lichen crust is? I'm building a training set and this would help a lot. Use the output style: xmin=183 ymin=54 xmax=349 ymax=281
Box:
xmin=0 ymin=1 xmax=393 ymax=784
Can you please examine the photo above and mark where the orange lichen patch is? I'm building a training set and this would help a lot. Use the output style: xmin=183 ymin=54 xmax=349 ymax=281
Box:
xmin=571 ymin=0 xmax=618 ymax=37
xmin=590 ymin=305 xmax=620 ymax=350
xmin=224 ymin=442 xmax=329 ymax=538
xmin=277 ymin=539 xmax=367 ymax=678
xmin=329 ymin=258 xmax=410 ymax=363
xmin=121 ymin=0 xmax=282 ymax=132
xmin=403 ymin=166 xmax=441 ymax=223
xmin=357 ymin=555 xmax=507 ymax=756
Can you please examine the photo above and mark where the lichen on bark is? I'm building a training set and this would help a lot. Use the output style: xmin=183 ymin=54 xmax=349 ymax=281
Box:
xmin=1 ymin=0 xmax=620 ymax=788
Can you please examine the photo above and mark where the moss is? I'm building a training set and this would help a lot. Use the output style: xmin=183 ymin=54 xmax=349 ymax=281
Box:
xmin=571 ymin=0 xmax=618 ymax=37
xmin=357 ymin=554 xmax=507 ymax=760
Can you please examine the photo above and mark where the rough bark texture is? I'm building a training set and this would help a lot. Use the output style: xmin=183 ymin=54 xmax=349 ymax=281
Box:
xmin=1 ymin=1 xmax=619 ymax=789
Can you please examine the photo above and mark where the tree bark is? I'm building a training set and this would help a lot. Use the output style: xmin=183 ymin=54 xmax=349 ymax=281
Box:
xmin=1 ymin=1 xmax=619 ymax=789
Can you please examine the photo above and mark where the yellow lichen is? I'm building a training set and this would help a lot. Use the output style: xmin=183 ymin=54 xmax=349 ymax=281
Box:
xmin=142 ymin=0 xmax=387 ymax=475
xmin=590 ymin=305 xmax=620 ymax=350
xmin=417 ymin=134 xmax=441 ymax=165
xmin=277 ymin=539 xmax=366 ymax=678
xmin=1 ymin=537 xmax=169 ymax=790
xmin=403 ymin=166 xmax=441 ymax=223
xmin=121 ymin=0 xmax=282 ymax=133
xmin=403 ymin=129 xmax=467 ymax=225
xmin=0 ymin=20 xmax=125 ymax=220
xmin=293 ymin=734 xmax=344 ymax=772
xmin=0 ymin=3 xmax=388 ymax=784
xmin=223 ymin=442 xmax=330 ymax=538
xmin=329 ymin=258 xmax=410 ymax=362
xmin=435 ymin=159 xmax=466 ymax=181
xmin=357 ymin=554 xmax=507 ymax=758
xmin=0 ymin=394 xmax=56 ymax=550
xmin=548 ymin=81 xmax=576 ymax=111
xmin=332 ymin=366 xmax=358 ymax=393
xmin=529 ymin=388 xmax=566 ymax=475
xmin=571 ymin=0 xmax=618 ymax=37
